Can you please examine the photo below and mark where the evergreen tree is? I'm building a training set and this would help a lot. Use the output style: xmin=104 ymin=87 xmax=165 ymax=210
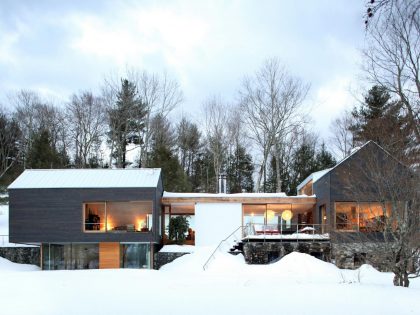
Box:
xmin=289 ymin=142 xmax=318 ymax=195
xmin=26 ymin=129 xmax=62 ymax=169
xmin=350 ymin=85 xmax=410 ymax=159
xmin=226 ymin=144 xmax=254 ymax=193
xmin=315 ymin=142 xmax=336 ymax=170
xmin=109 ymin=79 xmax=147 ymax=168
xmin=148 ymin=114 xmax=190 ymax=192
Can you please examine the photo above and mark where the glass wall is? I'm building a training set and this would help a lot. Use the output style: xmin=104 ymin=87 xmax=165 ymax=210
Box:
xmin=42 ymin=243 xmax=99 ymax=270
xmin=107 ymin=201 xmax=153 ymax=232
xmin=335 ymin=202 xmax=390 ymax=231
xmin=335 ymin=202 xmax=358 ymax=231
xmin=83 ymin=201 xmax=153 ymax=233
xmin=120 ymin=243 xmax=150 ymax=269
xmin=359 ymin=202 xmax=390 ymax=232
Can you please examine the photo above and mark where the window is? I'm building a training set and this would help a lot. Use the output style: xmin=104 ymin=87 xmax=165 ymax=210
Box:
xmin=83 ymin=201 xmax=153 ymax=233
xmin=359 ymin=203 xmax=389 ymax=232
xmin=107 ymin=201 xmax=153 ymax=232
xmin=335 ymin=202 xmax=390 ymax=231
xmin=335 ymin=202 xmax=358 ymax=231
xmin=120 ymin=243 xmax=150 ymax=269
xmin=42 ymin=243 xmax=99 ymax=270
xmin=84 ymin=203 xmax=106 ymax=231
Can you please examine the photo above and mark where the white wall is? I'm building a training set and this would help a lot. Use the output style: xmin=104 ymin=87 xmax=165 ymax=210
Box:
xmin=195 ymin=203 xmax=242 ymax=246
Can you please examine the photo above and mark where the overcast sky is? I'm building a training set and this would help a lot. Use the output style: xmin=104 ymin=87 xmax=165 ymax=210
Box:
xmin=0 ymin=0 xmax=367 ymax=141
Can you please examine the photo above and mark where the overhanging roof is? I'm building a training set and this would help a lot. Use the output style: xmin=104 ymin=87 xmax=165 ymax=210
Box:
xmin=162 ymin=192 xmax=316 ymax=205
xmin=8 ymin=168 xmax=161 ymax=189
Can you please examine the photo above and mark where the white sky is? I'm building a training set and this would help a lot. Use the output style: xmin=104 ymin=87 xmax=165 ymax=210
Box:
xmin=0 ymin=0 xmax=367 ymax=141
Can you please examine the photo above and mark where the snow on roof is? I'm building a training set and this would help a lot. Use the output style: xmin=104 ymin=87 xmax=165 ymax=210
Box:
xmin=8 ymin=168 xmax=161 ymax=189
xmin=296 ymin=141 xmax=375 ymax=192
xmin=296 ymin=168 xmax=332 ymax=192
xmin=163 ymin=192 xmax=314 ymax=198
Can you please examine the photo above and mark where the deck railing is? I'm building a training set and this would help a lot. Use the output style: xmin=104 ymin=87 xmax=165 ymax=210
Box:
xmin=243 ymin=223 xmax=330 ymax=242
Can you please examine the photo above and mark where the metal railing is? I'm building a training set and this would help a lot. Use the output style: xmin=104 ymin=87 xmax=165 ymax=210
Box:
xmin=243 ymin=223 xmax=330 ymax=242
xmin=202 ymin=225 xmax=245 ymax=271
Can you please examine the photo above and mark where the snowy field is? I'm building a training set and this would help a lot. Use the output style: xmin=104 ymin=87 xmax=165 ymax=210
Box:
xmin=0 ymin=246 xmax=419 ymax=315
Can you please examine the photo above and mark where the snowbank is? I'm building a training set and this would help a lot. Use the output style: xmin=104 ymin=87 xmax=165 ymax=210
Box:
xmin=0 ymin=248 xmax=419 ymax=315
xmin=0 ymin=257 xmax=40 ymax=272
xmin=159 ymin=245 xmax=195 ymax=253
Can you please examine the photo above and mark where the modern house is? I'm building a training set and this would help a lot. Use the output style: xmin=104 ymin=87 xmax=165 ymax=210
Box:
xmin=8 ymin=169 xmax=163 ymax=270
xmin=297 ymin=141 xmax=398 ymax=233
xmin=7 ymin=141 xmax=403 ymax=270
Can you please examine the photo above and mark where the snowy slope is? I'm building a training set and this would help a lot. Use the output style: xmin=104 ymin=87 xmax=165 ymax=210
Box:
xmin=0 ymin=251 xmax=419 ymax=315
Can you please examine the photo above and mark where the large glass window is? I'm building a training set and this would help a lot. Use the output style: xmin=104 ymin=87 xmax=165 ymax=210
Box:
xmin=42 ymin=243 xmax=99 ymax=270
xmin=107 ymin=201 xmax=153 ymax=232
xmin=243 ymin=204 xmax=266 ymax=225
xmin=335 ymin=202 xmax=358 ymax=231
xmin=359 ymin=202 xmax=390 ymax=232
xmin=335 ymin=202 xmax=390 ymax=231
xmin=120 ymin=243 xmax=150 ymax=269
xmin=83 ymin=201 xmax=153 ymax=233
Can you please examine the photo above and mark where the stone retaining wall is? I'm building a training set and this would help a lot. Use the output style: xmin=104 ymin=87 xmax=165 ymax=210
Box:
xmin=0 ymin=247 xmax=40 ymax=266
xmin=243 ymin=242 xmax=331 ymax=264
xmin=331 ymin=242 xmax=391 ymax=271
xmin=154 ymin=252 xmax=190 ymax=270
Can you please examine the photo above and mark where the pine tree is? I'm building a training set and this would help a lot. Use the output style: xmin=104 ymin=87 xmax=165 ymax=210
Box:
xmin=350 ymin=85 xmax=410 ymax=159
xmin=289 ymin=142 xmax=318 ymax=195
xmin=315 ymin=142 xmax=336 ymax=170
xmin=26 ymin=129 xmax=62 ymax=169
xmin=109 ymin=79 xmax=147 ymax=168
xmin=148 ymin=114 xmax=190 ymax=192
xmin=226 ymin=144 xmax=254 ymax=193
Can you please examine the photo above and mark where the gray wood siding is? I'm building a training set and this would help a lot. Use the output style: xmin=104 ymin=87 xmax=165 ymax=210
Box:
xmin=313 ymin=173 xmax=331 ymax=225
xmin=9 ymin=187 xmax=162 ymax=244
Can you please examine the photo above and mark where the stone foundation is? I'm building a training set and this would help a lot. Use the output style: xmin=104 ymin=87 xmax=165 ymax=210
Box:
xmin=0 ymin=247 xmax=40 ymax=266
xmin=331 ymin=242 xmax=391 ymax=271
xmin=154 ymin=252 xmax=190 ymax=270
xmin=243 ymin=242 xmax=331 ymax=264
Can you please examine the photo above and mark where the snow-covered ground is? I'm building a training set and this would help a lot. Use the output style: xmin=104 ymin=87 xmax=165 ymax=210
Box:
xmin=0 ymin=246 xmax=419 ymax=315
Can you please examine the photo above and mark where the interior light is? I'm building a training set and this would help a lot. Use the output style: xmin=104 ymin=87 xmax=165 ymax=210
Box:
xmin=281 ymin=210 xmax=293 ymax=221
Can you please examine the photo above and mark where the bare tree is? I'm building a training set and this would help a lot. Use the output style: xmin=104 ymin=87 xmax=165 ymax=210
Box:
xmin=202 ymin=96 xmax=229 ymax=192
xmin=177 ymin=116 xmax=202 ymax=177
xmin=10 ymin=90 xmax=67 ymax=168
xmin=0 ymin=106 xmax=21 ymax=180
xmin=363 ymin=0 xmax=420 ymax=144
xmin=240 ymin=58 xmax=309 ymax=192
xmin=66 ymin=91 xmax=106 ymax=168
xmin=329 ymin=110 xmax=355 ymax=159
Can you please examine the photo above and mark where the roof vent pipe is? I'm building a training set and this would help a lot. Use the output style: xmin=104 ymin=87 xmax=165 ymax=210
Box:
xmin=218 ymin=173 xmax=227 ymax=194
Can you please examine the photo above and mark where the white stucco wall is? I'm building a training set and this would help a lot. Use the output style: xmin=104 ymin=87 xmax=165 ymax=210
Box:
xmin=195 ymin=202 xmax=242 ymax=246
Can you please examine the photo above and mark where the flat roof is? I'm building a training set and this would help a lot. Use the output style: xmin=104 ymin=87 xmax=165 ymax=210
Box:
xmin=8 ymin=168 xmax=161 ymax=189
xmin=162 ymin=192 xmax=316 ymax=205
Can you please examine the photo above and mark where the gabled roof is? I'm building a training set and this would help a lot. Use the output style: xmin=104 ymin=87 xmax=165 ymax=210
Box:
xmin=297 ymin=141 xmax=379 ymax=192
xmin=296 ymin=168 xmax=332 ymax=192
xmin=8 ymin=168 xmax=161 ymax=189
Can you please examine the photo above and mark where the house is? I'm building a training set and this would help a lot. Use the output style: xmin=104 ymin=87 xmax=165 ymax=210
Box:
xmin=7 ymin=141 xmax=406 ymax=270
xmin=297 ymin=141 xmax=401 ymax=234
xmin=8 ymin=169 xmax=163 ymax=270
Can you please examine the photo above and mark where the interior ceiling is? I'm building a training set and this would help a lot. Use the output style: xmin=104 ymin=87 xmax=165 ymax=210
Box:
xmin=168 ymin=203 xmax=314 ymax=215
